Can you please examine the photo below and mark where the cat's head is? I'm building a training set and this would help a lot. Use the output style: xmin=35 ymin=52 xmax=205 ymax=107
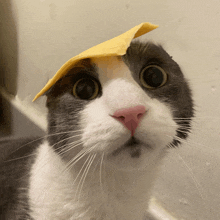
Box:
xmin=46 ymin=41 xmax=194 ymax=171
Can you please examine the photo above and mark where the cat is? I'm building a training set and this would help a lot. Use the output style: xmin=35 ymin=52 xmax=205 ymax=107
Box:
xmin=0 ymin=41 xmax=194 ymax=220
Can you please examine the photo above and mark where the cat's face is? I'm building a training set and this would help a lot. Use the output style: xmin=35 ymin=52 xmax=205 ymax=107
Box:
xmin=46 ymin=41 xmax=194 ymax=171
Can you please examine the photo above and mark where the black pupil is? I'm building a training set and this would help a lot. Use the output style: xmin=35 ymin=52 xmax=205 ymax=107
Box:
xmin=75 ymin=78 xmax=96 ymax=99
xmin=143 ymin=67 xmax=164 ymax=87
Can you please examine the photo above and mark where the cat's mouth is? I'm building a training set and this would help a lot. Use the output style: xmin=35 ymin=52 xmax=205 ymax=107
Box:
xmin=111 ymin=137 xmax=149 ymax=158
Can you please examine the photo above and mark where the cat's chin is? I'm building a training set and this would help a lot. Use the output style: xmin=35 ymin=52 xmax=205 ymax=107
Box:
xmin=111 ymin=137 xmax=149 ymax=158
xmin=105 ymin=137 xmax=167 ymax=171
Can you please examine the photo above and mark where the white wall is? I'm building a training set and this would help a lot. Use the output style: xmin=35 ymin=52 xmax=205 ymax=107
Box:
xmin=1 ymin=0 xmax=220 ymax=219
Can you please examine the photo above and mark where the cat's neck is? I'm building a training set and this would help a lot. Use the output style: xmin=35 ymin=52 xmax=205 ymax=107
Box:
xmin=29 ymin=141 xmax=164 ymax=220
xmin=96 ymin=165 xmax=160 ymax=219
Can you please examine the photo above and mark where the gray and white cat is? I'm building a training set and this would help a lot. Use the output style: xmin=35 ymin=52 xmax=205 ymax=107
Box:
xmin=0 ymin=41 xmax=194 ymax=220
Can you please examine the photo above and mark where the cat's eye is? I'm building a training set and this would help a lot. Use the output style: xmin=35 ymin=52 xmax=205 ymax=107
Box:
xmin=73 ymin=78 xmax=99 ymax=100
xmin=140 ymin=65 xmax=167 ymax=89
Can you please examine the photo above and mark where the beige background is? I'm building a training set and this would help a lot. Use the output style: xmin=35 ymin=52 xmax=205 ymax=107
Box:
xmin=1 ymin=0 xmax=220 ymax=219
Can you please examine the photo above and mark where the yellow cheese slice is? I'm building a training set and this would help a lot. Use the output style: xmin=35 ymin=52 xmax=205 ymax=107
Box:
xmin=33 ymin=22 xmax=158 ymax=101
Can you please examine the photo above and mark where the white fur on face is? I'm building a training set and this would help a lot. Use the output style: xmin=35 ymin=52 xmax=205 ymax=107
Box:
xmin=79 ymin=56 xmax=177 ymax=170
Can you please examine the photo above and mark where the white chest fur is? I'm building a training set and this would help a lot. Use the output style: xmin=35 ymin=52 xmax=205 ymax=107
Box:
xmin=29 ymin=141 xmax=165 ymax=220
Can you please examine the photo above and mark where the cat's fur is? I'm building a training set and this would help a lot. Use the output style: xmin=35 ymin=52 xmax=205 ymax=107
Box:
xmin=0 ymin=41 xmax=193 ymax=219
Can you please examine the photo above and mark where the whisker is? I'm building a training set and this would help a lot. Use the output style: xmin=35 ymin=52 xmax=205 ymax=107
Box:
xmin=72 ymin=154 xmax=92 ymax=186
xmin=56 ymin=140 xmax=83 ymax=156
xmin=48 ymin=129 xmax=84 ymax=135
xmin=63 ymin=147 xmax=95 ymax=173
xmin=3 ymin=130 xmax=84 ymax=159
xmin=75 ymin=153 xmax=96 ymax=200
xmin=174 ymin=151 xmax=206 ymax=201
xmin=176 ymin=128 xmax=191 ymax=134
xmin=4 ymin=137 xmax=46 ymax=157
xmin=4 ymin=153 xmax=37 ymax=162
xmin=63 ymin=150 xmax=90 ymax=173
xmin=78 ymin=153 xmax=96 ymax=199
xmin=169 ymin=135 xmax=208 ymax=148
xmin=191 ymin=115 xmax=220 ymax=120
xmin=51 ymin=134 xmax=82 ymax=149
xmin=100 ymin=152 xmax=105 ymax=195
xmin=173 ymin=118 xmax=193 ymax=120
xmin=177 ymin=125 xmax=192 ymax=129
xmin=48 ymin=121 xmax=81 ymax=128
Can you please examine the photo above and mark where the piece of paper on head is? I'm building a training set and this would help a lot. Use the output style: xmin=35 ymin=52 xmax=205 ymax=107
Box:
xmin=33 ymin=22 xmax=158 ymax=101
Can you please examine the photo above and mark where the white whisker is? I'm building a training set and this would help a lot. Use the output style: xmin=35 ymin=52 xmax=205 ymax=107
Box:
xmin=167 ymin=135 xmax=207 ymax=148
xmin=64 ymin=146 xmax=96 ymax=173
xmin=174 ymin=152 xmax=206 ymax=201
xmin=78 ymin=153 xmax=96 ymax=198
xmin=4 ymin=130 xmax=84 ymax=161
xmin=72 ymin=154 xmax=92 ymax=186
xmin=5 ymin=153 xmax=37 ymax=162
xmin=63 ymin=149 xmax=90 ymax=173
xmin=75 ymin=153 xmax=96 ymax=200
xmin=99 ymin=152 xmax=105 ymax=195
xmin=57 ymin=140 xmax=83 ymax=156
xmin=51 ymin=134 xmax=82 ymax=149
xmin=176 ymin=128 xmax=191 ymax=134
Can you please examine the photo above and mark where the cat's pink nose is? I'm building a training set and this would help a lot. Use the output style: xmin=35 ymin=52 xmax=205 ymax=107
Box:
xmin=111 ymin=105 xmax=146 ymax=136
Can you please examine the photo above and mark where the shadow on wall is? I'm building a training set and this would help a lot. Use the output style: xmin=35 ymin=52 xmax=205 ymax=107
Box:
xmin=0 ymin=0 xmax=18 ymax=94
xmin=0 ymin=95 xmax=11 ymax=136
xmin=0 ymin=0 xmax=18 ymax=136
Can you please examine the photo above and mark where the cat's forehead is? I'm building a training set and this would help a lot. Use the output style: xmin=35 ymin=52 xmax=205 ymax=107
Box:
xmin=91 ymin=56 xmax=134 ymax=85
xmin=90 ymin=41 xmax=170 ymax=84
